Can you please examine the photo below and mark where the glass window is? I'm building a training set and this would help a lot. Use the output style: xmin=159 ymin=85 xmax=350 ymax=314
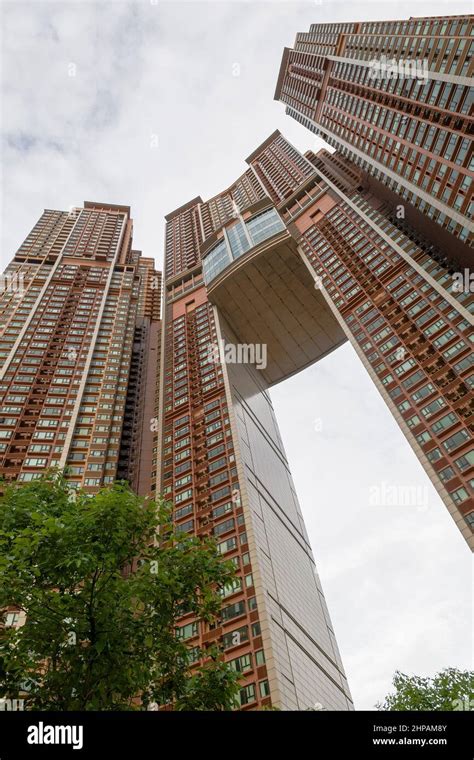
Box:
xmin=4 ymin=612 xmax=19 ymax=626
xmin=237 ymin=683 xmax=256 ymax=706
xmin=176 ymin=621 xmax=198 ymax=640
xmin=203 ymin=240 xmax=231 ymax=283
xmin=226 ymin=221 xmax=250 ymax=259
xmin=438 ymin=466 xmax=455 ymax=483
xmin=454 ymin=450 xmax=474 ymax=472
xmin=222 ymin=625 xmax=249 ymax=649
xmin=443 ymin=429 xmax=469 ymax=453
xmin=202 ymin=239 xmax=231 ymax=284
xmin=431 ymin=412 xmax=457 ymax=434
xmin=213 ymin=517 xmax=234 ymax=536
xmin=246 ymin=208 xmax=285 ymax=246
xmin=230 ymin=653 xmax=252 ymax=673
xmin=222 ymin=600 xmax=245 ymax=621
xmin=176 ymin=518 xmax=194 ymax=534
xmin=450 ymin=486 xmax=469 ymax=505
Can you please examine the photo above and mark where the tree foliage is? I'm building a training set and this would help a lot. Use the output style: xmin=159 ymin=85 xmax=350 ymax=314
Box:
xmin=377 ymin=668 xmax=474 ymax=711
xmin=0 ymin=473 xmax=240 ymax=710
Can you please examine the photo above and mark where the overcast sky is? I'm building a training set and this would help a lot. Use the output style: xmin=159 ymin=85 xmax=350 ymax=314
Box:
xmin=1 ymin=0 xmax=472 ymax=710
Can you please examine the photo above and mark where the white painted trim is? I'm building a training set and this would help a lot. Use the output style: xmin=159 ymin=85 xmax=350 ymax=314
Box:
xmin=0 ymin=212 xmax=77 ymax=383
xmin=326 ymin=54 xmax=474 ymax=87
xmin=154 ymin=286 xmax=168 ymax=493
xmin=58 ymin=214 xmax=127 ymax=469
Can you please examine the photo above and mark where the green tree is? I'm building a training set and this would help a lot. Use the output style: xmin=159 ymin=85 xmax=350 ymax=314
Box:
xmin=0 ymin=473 xmax=240 ymax=710
xmin=377 ymin=668 xmax=474 ymax=711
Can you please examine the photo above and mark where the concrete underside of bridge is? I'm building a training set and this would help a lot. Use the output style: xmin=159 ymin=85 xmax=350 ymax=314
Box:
xmin=207 ymin=231 xmax=347 ymax=385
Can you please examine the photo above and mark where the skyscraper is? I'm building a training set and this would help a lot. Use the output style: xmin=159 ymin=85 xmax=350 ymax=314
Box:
xmin=274 ymin=15 xmax=473 ymax=247
xmin=158 ymin=129 xmax=473 ymax=715
xmin=273 ymin=15 xmax=474 ymax=547
xmin=0 ymin=201 xmax=161 ymax=496
xmin=157 ymin=154 xmax=354 ymax=710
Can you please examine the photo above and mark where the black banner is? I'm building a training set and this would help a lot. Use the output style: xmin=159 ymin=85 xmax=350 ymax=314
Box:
xmin=0 ymin=710 xmax=472 ymax=757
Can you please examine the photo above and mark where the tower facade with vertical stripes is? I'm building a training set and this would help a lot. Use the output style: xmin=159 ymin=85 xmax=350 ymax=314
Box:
xmin=0 ymin=201 xmax=161 ymax=497
xmin=158 ymin=123 xmax=472 ymax=713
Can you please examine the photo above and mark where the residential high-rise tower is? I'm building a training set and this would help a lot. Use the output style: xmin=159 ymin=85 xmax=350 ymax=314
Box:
xmin=274 ymin=15 xmax=473 ymax=247
xmin=0 ymin=201 xmax=161 ymax=496
xmin=157 ymin=126 xmax=473 ymax=715
xmin=156 ymin=146 xmax=358 ymax=710
xmin=273 ymin=15 xmax=473 ymax=546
